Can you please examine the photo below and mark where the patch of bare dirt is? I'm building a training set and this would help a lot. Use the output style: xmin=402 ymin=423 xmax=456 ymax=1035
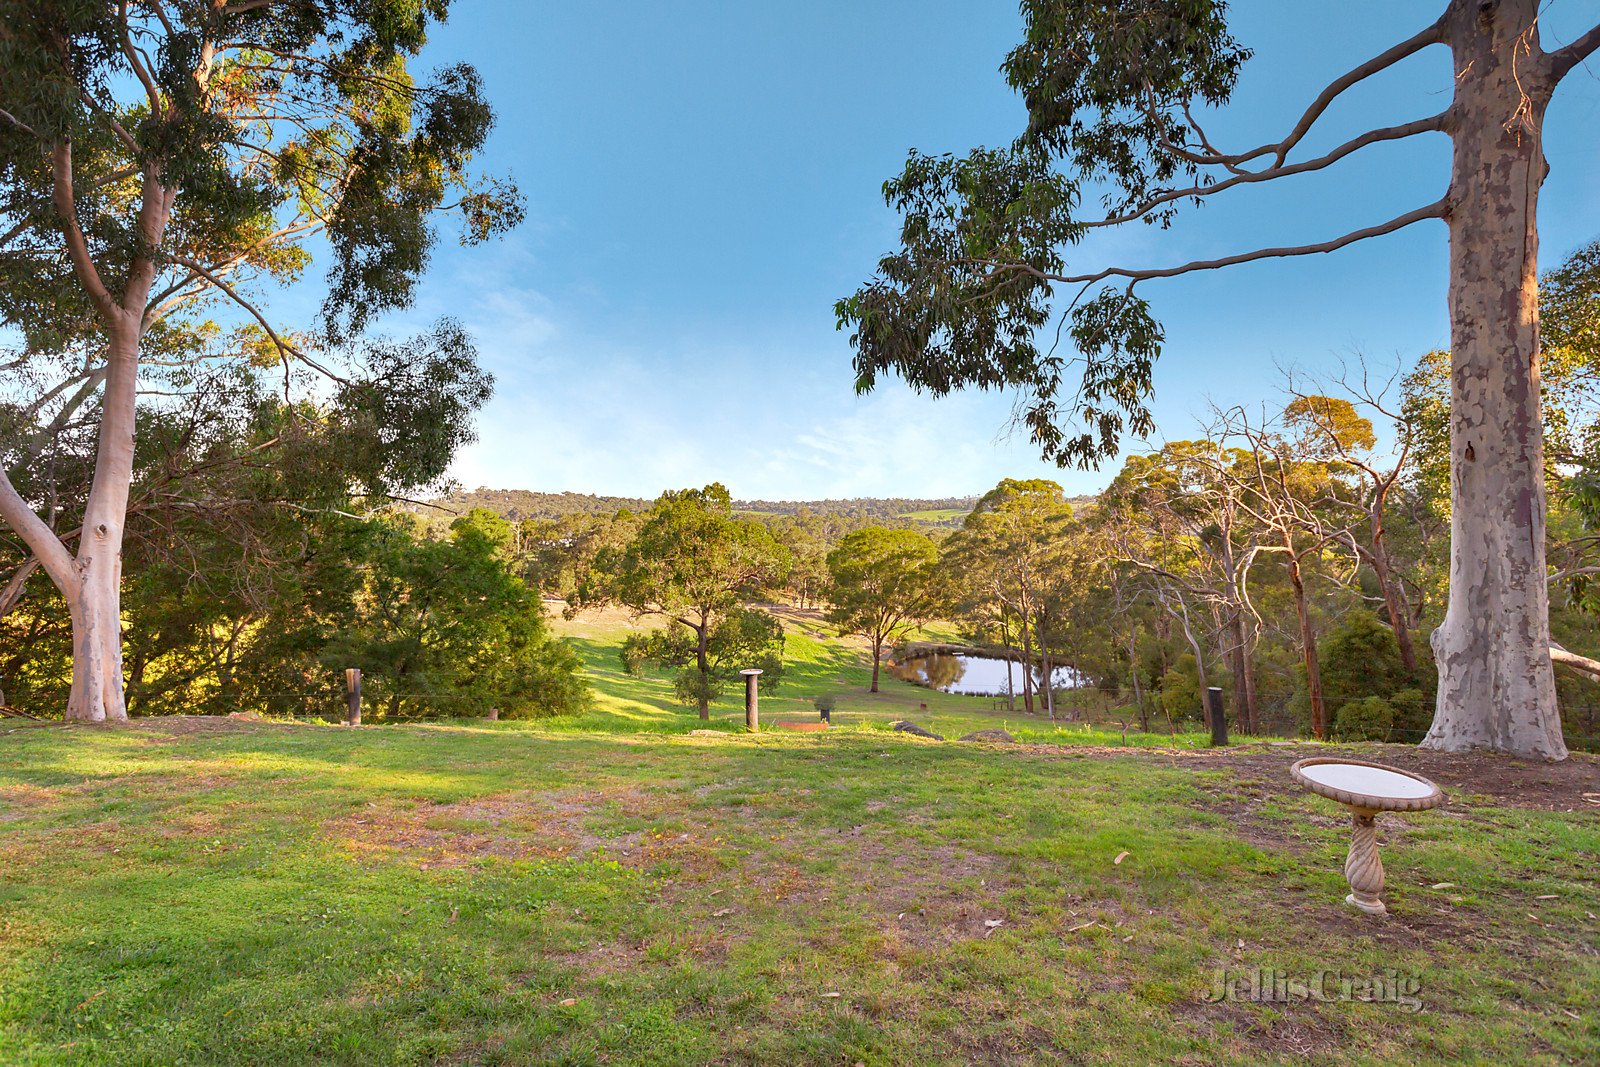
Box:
xmin=1012 ymin=740 xmax=1600 ymax=811
xmin=324 ymin=785 xmax=675 ymax=870
xmin=1182 ymin=742 xmax=1600 ymax=811
xmin=1169 ymin=995 xmax=1349 ymax=1061
xmin=0 ymin=783 xmax=61 ymax=821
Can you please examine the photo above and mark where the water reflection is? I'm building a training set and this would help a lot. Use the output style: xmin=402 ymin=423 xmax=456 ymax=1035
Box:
xmin=889 ymin=653 xmax=1083 ymax=696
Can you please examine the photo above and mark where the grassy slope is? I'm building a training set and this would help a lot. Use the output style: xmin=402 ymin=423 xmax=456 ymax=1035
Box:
xmin=1 ymin=613 xmax=1596 ymax=1065
xmin=548 ymin=604 xmax=1196 ymax=746
xmin=2 ymin=721 xmax=1596 ymax=1066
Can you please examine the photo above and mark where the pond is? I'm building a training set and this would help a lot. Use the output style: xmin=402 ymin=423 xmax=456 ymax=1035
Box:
xmin=888 ymin=653 xmax=1085 ymax=696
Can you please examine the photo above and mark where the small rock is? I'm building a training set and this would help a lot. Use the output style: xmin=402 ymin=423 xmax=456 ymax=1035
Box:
xmin=958 ymin=728 xmax=1016 ymax=743
xmin=890 ymin=720 xmax=944 ymax=741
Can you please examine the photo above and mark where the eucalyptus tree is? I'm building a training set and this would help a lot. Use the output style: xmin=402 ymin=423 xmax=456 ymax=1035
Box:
xmin=574 ymin=484 xmax=791 ymax=720
xmin=825 ymin=526 xmax=941 ymax=692
xmin=1101 ymin=441 xmax=1261 ymax=731
xmin=943 ymin=479 xmax=1073 ymax=717
xmin=0 ymin=1 xmax=518 ymax=721
xmin=1283 ymin=389 xmax=1425 ymax=674
xmin=839 ymin=1 xmax=1600 ymax=758
xmin=0 ymin=325 xmax=494 ymax=716
xmin=1213 ymin=407 xmax=1359 ymax=740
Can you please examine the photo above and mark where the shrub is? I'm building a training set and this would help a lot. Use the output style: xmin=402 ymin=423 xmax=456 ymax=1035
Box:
xmin=1159 ymin=655 xmax=1203 ymax=724
xmin=1389 ymin=687 xmax=1432 ymax=741
xmin=1321 ymin=611 xmax=1408 ymax=713
xmin=813 ymin=694 xmax=837 ymax=714
xmin=1292 ymin=611 xmax=1435 ymax=740
xmin=619 ymin=634 xmax=651 ymax=677
xmin=1334 ymin=696 xmax=1396 ymax=742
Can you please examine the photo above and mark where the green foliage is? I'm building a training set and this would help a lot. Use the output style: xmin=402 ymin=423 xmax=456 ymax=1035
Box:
xmin=1319 ymin=610 xmax=1411 ymax=714
xmin=1158 ymin=654 xmax=1202 ymax=724
xmin=825 ymin=527 xmax=941 ymax=653
xmin=0 ymin=329 xmax=499 ymax=717
xmin=583 ymin=484 xmax=791 ymax=618
xmin=575 ymin=484 xmax=791 ymax=716
xmin=1282 ymin=395 xmax=1377 ymax=455
xmin=1288 ymin=611 xmax=1438 ymax=742
xmin=247 ymin=517 xmax=588 ymax=720
xmin=1333 ymin=696 xmax=1396 ymax=743
xmin=1389 ymin=687 xmax=1432 ymax=743
xmin=0 ymin=0 xmax=521 ymax=347
xmin=836 ymin=1 xmax=1249 ymax=466
xmin=619 ymin=609 xmax=785 ymax=710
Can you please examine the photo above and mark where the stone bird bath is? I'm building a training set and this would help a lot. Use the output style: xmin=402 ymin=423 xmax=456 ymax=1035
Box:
xmin=1290 ymin=758 xmax=1445 ymax=916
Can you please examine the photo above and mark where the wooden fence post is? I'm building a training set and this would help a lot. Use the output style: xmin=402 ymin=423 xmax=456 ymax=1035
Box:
xmin=345 ymin=668 xmax=362 ymax=726
xmin=1206 ymin=686 xmax=1227 ymax=747
xmin=741 ymin=669 xmax=762 ymax=733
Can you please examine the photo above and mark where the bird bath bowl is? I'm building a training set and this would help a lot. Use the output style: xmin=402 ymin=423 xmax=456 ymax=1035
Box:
xmin=1289 ymin=758 xmax=1445 ymax=917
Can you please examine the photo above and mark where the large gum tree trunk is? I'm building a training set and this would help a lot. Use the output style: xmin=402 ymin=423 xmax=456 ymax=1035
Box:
xmin=64 ymin=319 xmax=140 ymax=722
xmin=1425 ymin=0 xmax=1567 ymax=760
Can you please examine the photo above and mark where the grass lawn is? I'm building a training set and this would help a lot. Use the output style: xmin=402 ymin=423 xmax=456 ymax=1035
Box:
xmin=895 ymin=509 xmax=968 ymax=523
xmin=1 ymin=609 xmax=1597 ymax=1065
xmin=547 ymin=604 xmax=1191 ymax=747
xmin=2 ymin=720 xmax=1596 ymax=1065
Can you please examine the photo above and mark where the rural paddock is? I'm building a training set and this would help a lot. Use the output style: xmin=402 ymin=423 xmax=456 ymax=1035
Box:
xmin=2 ymin=718 xmax=1595 ymax=1065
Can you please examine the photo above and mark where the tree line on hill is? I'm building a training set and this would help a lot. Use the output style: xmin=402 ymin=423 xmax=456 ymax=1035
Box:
xmin=420 ymin=488 xmax=991 ymax=529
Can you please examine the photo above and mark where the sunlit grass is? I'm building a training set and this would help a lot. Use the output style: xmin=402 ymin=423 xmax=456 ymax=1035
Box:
xmin=1 ymin=718 xmax=1595 ymax=1065
xmin=542 ymin=603 xmax=1207 ymax=744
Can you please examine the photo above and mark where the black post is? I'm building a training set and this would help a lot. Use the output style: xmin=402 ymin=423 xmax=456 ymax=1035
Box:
xmin=741 ymin=669 xmax=762 ymax=732
xmin=1206 ymin=686 xmax=1227 ymax=747
xmin=345 ymin=668 xmax=362 ymax=726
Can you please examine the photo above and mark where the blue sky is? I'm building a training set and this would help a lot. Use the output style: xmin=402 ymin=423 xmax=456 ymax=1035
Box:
xmin=387 ymin=1 xmax=1600 ymax=501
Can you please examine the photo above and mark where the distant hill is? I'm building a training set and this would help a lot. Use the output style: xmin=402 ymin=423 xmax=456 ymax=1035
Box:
xmin=423 ymin=488 xmax=985 ymax=527
xmin=422 ymin=488 xmax=1098 ymax=530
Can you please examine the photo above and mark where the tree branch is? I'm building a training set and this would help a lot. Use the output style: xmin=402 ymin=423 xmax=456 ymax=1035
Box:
xmin=1011 ymin=199 xmax=1448 ymax=287
xmin=1551 ymin=644 xmax=1600 ymax=682
xmin=50 ymin=143 xmax=119 ymax=319
xmin=0 ymin=557 xmax=42 ymax=619
xmin=1092 ymin=113 xmax=1447 ymax=230
xmin=1549 ymin=22 xmax=1600 ymax=79
xmin=116 ymin=0 xmax=164 ymax=111
xmin=1175 ymin=16 xmax=1446 ymax=170
xmin=0 ymin=466 xmax=78 ymax=595
xmin=0 ymin=107 xmax=38 ymax=137
xmin=168 ymin=255 xmax=350 ymax=383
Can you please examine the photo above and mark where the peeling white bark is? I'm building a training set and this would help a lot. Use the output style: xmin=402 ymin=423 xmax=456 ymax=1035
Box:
xmin=1424 ymin=0 xmax=1567 ymax=760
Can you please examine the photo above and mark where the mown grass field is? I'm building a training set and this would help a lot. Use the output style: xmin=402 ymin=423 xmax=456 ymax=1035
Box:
xmin=1 ymin=608 xmax=1597 ymax=1065
xmin=547 ymin=604 xmax=1188 ymax=746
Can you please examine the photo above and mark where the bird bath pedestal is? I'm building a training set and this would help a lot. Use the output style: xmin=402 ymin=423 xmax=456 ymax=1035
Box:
xmin=1289 ymin=758 xmax=1445 ymax=917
